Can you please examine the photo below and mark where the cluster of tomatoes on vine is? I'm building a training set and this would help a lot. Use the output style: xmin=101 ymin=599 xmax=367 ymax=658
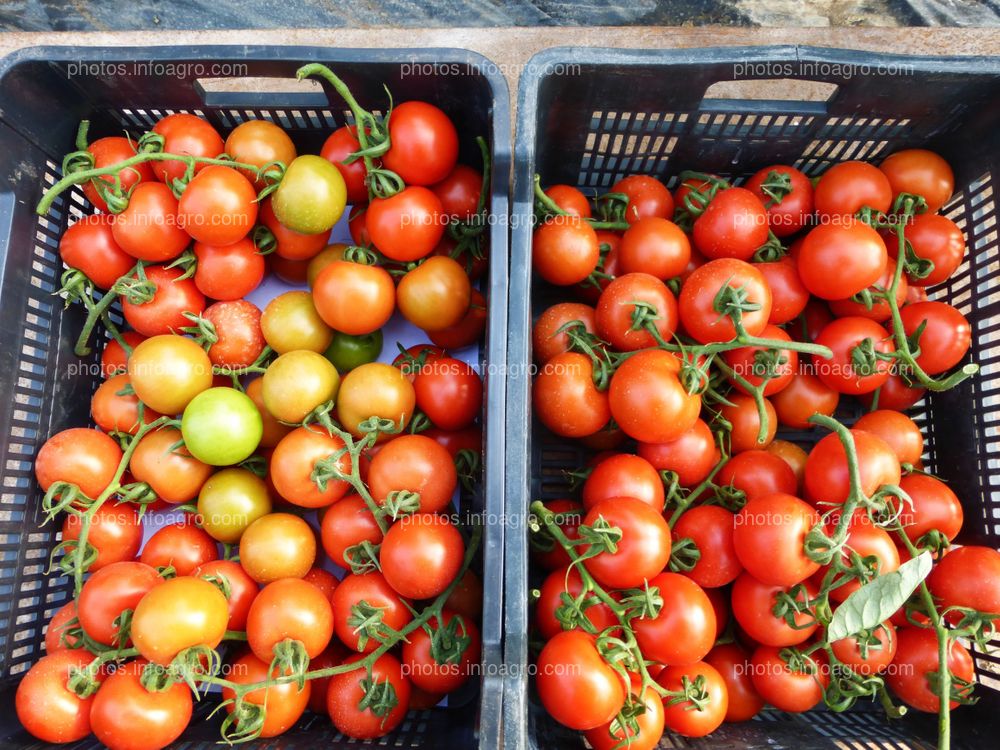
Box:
xmin=528 ymin=149 xmax=999 ymax=748
xmin=16 ymin=64 xmax=489 ymax=750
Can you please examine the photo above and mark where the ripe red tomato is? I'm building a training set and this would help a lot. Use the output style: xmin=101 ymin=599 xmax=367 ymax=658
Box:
xmin=899 ymin=301 xmax=971 ymax=375
xmin=693 ymin=187 xmax=769 ymax=261
xmin=367 ymin=186 xmax=445 ymax=261
xmin=722 ymin=323 xmax=798 ymax=396
xmin=533 ymin=216 xmax=600 ymax=286
xmin=532 ymin=302 xmax=597 ymax=363
xmin=101 ymin=331 xmax=146 ymax=377
xmin=750 ymin=646 xmax=829 ymax=712
xmin=705 ymin=643 xmax=764 ymax=722
xmin=829 ymin=258 xmax=907 ymax=322
xmin=814 ymin=160 xmax=892 ymax=218
xmin=321 ymin=124 xmax=368 ymax=204
xmin=112 ymin=182 xmax=191 ymax=262
xmin=609 ymin=349 xmax=700 ymax=444
xmin=247 ymin=577 xmax=334 ymax=661
xmin=382 ymin=101 xmax=459 ymax=186
xmin=62 ymin=504 xmax=142 ymax=571
xmin=312 ymin=259 xmax=395 ymax=336
xmin=720 ymin=392 xmax=778 ymax=453
xmin=755 ymin=256 xmax=810 ymax=324
xmin=854 ymin=410 xmax=923 ymax=466
xmin=380 ymin=513 xmax=464 ymax=599
xmin=140 ymin=520 xmax=219 ymax=576
xmin=831 ymin=621 xmax=897 ymax=675
xmin=659 ymin=661 xmax=728 ymax=737
xmin=887 ymin=627 xmax=973 ymax=712
xmin=859 ymin=371 xmax=925 ymax=412
xmin=45 ymin=600 xmax=81 ymax=653
xmin=814 ymin=316 xmax=895 ymax=395
xmin=581 ymin=496 xmax=671 ymax=589
xmin=745 ymin=164 xmax=814 ymax=237
xmin=927 ymin=545 xmax=1000 ymax=615
xmin=595 ymin=272 xmax=678 ymax=351
xmin=327 ymin=653 xmax=411 ymax=739
xmin=533 ymin=352 xmax=610 ymax=438
xmin=619 ymin=217 xmax=691 ymax=280
xmin=771 ymin=368 xmax=839 ymax=430
xmin=151 ymin=112 xmax=224 ymax=184
xmin=60 ymin=215 xmax=135 ymax=290
xmin=611 ymin=174 xmax=674 ymax=224
xmin=402 ymin=610 xmax=481 ymax=693
xmin=896 ymin=473 xmax=963 ymax=542
xmin=368 ymin=434 xmax=457 ymax=514
xmin=321 ymin=494 xmax=384 ymax=569
xmin=532 ymin=499 xmax=584 ymax=571
xmin=805 ymin=428 xmax=901 ymax=505
xmin=35 ymin=427 xmax=122 ymax=500
xmin=679 ymin=258 xmax=772 ymax=343
xmin=798 ymin=219 xmax=888 ymax=300
xmin=584 ymin=686 xmax=664 ymax=750
xmin=331 ymin=572 xmax=412 ymax=652
xmin=130 ymin=576 xmax=229 ymax=665
xmin=177 ymin=164 xmax=257 ymax=245
xmin=193 ymin=559 xmax=259 ymax=631
xmin=582 ymin=453 xmax=664 ymax=511
xmin=270 ymin=426 xmax=350 ymax=508
xmin=673 ymin=505 xmax=743 ymax=588
xmin=223 ymin=652 xmax=310 ymax=737
xmin=433 ymin=164 xmax=483 ymax=220
xmin=83 ymin=136 xmax=154 ymax=211
xmin=121 ymin=264 xmax=206 ymax=337
xmin=193 ymin=237 xmax=266 ymax=300
xmin=718 ymin=450 xmax=797 ymax=502
xmin=733 ymin=493 xmax=821 ymax=586
xmin=201 ymin=299 xmax=265 ymax=368
xmin=897 ymin=213 xmax=966 ymax=287
xmin=633 ymin=572 xmax=716 ymax=665
xmin=414 ymin=357 xmax=483 ymax=431
xmin=535 ymin=565 xmax=618 ymax=640
xmin=429 ymin=287 xmax=487 ymax=349
xmin=826 ymin=513 xmax=900 ymax=602
xmin=536 ymin=631 xmax=626 ymax=730
xmin=731 ymin=573 xmax=818 ymax=647
xmin=545 ymin=184 xmax=592 ymax=217
xmin=16 ymin=649 xmax=102 ymax=744
xmin=879 ymin=149 xmax=954 ymax=213
xmin=260 ymin=198 xmax=328 ymax=260
xmin=637 ymin=418 xmax=718 ymax=488
xmin=78 ymin=561 xmax=163 ymax=646
xmin=129 ymin=426 xmax=212 ymax=504
xmin=576 ymin=229 xmax=623 ymax=303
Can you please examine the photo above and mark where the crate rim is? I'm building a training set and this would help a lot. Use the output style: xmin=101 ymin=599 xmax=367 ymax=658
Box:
xmin=0 ymin=42 xmax=511 ymax=750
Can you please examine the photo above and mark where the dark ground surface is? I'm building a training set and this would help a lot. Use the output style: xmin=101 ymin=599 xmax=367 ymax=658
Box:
xmin=0 ymin=0 xmax=998 ymax=31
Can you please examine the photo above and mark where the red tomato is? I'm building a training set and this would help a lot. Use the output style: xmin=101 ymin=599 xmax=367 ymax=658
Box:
xmin=532 ymin=499 xmax=584 ymax=571
xmin=532 ymin=302 xmax=597 ymax=363
xmin=899 ymin=301 xmax=971 ymax=375
xmin=927 ymin=545 xmax=1000 ymax=615
xmin=829 ymin=257 xmax=907 ymax=322
xmin=750 ymin=646 xmax=829 ymax=712
xmin=545 ymin=184 xmax=592 ymax=217
xmin=533 ymin=352 xmax=610 ymax=438
xmin=804 ymin=429 xmax=901 ymax=505
xmin=595 ymin=272 xmax=678 ymax=351
xmin=771 ymin=368 xmax=839 ymax=430
xmin=151 ymin=113 xmax=224 ymax=184
xmin=139 ymin=521 xmax=219 ymax=576
xmin=720 ymin=392 xmax=778 ymax=453
xmin=536 ymin=631 xmax=626 ymax=730
xmin=331 ymin=571 xmax=412 ymax=652
xmin=121 ymin=264 xmax=206 ymax=337
xmin=859 ymin=371 xmax=925 ymax=412
xmin=619 ymin=217 xmax=691 ymax=280
xmin=826 ymin=513 xmax=901 ymax=601
xmin=798 ymin=219 xmax=888 ymax=300
xmin=722 ymin=323 xmax=798 ymax=396
xmin=193 ymin=559 xmax=259 ymax=631
xmin=223 ymin=652 xmax=310 ymax=737
xmin=533 ymin=216 xmax=600 ymax=286
xmin=112 ymin=182 xmax=191 ymax=262
xmin=83 ymin=136 xmax=154 ymax=212
xmin=733 ymin=493 xmax=820 ymax=586
xmin=814 ymin=160 xmax=892 ymax=218
xmin=832 ymin=621 xmax=897 ymax=675
xmin=60 ymin=215 xmax=135 ymax=290
xmin=62 ymin=504 xmax=142 ymax=571
xmin=202 ymin=299 xmax=266 ymax=368
xmin=380 ymin=513 xmax=464 ymax=599
xmin=35 ymin=427 xmax=122 ymax=500
xmin=45 ymin=600 xmax=81 ymax=653
xmin=679 ymin=258 xmax=772 ymax=343
xmin=368 ymin=433 xmax=457 ymax=514
xmin=101 ymin=331 xmax=146 ymax=377
xmin=637 ymin=418 xmax=718 ymax=488
xmin=321 ymin=494 xmax=384 ymax=569
xmin=78 ymin=562 xmax=163 ymax=646
xmin=887 ymin=627 xmax=973 ymax=712
xmin=312 ymin=259 xmax=395 ymax=336
xmin=246 ymin=577 xmax=333 ymax=661
xmin=705 ymin=643 xmax=764 ymax=721
xmin=16 ymin=649 xmax=103 ymax=743
xmin=401 ymin=610 xmax=481 ymax=693
xmin=673 ymin=505 xmax=742 ymax=588
xmin=177 ymin=164 xmax=257 ymax=244
xmin=434 ymin=164 xmax=483 ymax=220
xmin=658 ymin=662 xmax=728 ymax=737
xmin=896 ymin=473 xmax=963 ymax=542
xmin=321 ymin=124 xmax=368 ymax=204
xmin=611 ymin=174 xmax=674 ymax=224
xmin=414 ymin=357 xmax=482 ymax=431
xmin=260 ymin=198 xmax=328 ymax=260
xmin=745 ymin=164 xmax=814 ymax=237
xmin=270 ymin=426 xmax=351 ymax=508
xmin=367 ymin=186 xmax=445 ymax=262
xmin=327 ymin=653 xmax=411 ymax=739
xmin=582 ymin=496 xmax=672 ymax=589
xmin=609 ymin=349 xmax=700 ymax=444
xmin=382 ymin=101 xmax=459 ymax=186
xmin=717 ymin=450 xmax=797 ymax=502
xmin=633 ymin=572 xmax=716 ymax=665
xmin=584 ymin=686 xmax=664 ymax=750
xmin=583 ymin=453 xmax=664 ymax=511
xmin=535 ymin=565 xmax=618 ymax=640
xmin=731 ymin=573 xmax=818 ymax=647
xmin=898 ymin=213 xmax=966 ymax=287
xmin=693 ymin=187 xmax=769 ymax=261
xmin=814 ymin=316 xmax=895 ymax=395
xmin=854 ymin=410 xmax=923 ymax=466
xmin=755 ymin=256 xmax=810 ymax=324
xmin=192 ymin=237 xmax=265 ymax=300
xmin=879 ymin=149 xmax=954 ymax=213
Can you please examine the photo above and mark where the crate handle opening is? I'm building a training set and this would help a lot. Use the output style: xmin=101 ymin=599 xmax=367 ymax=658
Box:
xmin=701 ymin=79 xmax=838 ymax=113
xmin=195 ymin=77 xmax=329 ymax=108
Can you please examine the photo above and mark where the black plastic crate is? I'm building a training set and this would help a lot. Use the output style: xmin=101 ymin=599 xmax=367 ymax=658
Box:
xmin=0 ymin=45 xmax=510 ymax=749
xmin=505 ymin=46 xmax=1000 ymax=750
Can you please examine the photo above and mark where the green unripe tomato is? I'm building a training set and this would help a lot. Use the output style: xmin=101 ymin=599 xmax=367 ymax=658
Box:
xmin=272 ymin=155 xmax=347 ymax=235
xmin=323 ymin=330 xmax=383 ymax=373
xmin=196 ymin=468 xmax=272 ymax=543
xmin=181 ymin=387 xmax=263 ymax=466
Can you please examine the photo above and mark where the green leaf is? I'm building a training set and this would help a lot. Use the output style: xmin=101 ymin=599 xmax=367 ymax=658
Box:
xmin=826 ymin=551 xmax=932 ymax=642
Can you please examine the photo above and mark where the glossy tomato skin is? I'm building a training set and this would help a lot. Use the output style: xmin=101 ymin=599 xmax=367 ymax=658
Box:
xmin=196 ymin=467 xmax=272 ymax=544
xmin=900 ymin=213 xmax=965 ymax=286
xmin=202 ymin=300 xmax=266 ymax=368
xmin=60 ymin=215 xmax=135 ymax=290
xmin=596 ymin=272 xmax=678 ymax=351
xmin=814 ymin=160 xmax=892 ymax=218
xmin=140 ymin=520 xmax=219 ymax=576
xmin=609 ymin=349 xmax=700 ymax=444
xmin=771 ymin=368 xmax=839 ymax=430
xmin=112 ymin=182 xmax=191 ymax=263
xmin=899 ymin=301 xmax=971 ymax=375
xmin=193 ymin=559 xmax=259 ymax=631
xmin=45 ymin=600 xmax=81 ymax=653
xmin=321 ymin=124 xmax=368 ymax=204
xmin=151 ymin=113 xmax=223 ymax=183
xmin=177 ymin=165 xmax=258 ymax=244
xmin=680 ymin=258 xmax=772 ymax=343
xmin=380 ymin=513 xmax=465 ymax=599
xmin=693 ymin=187 xmax=769 ymax=261
xmin=129 ymin=426 xmax=212 ymax=504
xmin=382 ymin=100 xmax=459 ymax=186
xmin=637 ymin=418 xmax=718 ymax=488
xmin=368 ymin=434 xmax=457 ymax=514
xmin=798 ymin=219 xmax=888 ymax=300
xmin=337 ymin=362 xmax=416 ymax=439
xmin=722 ymin=324 xmax=798 ymax=396
xmin=35 ymin=427 xmax=122 ymax=500
xmin=402 ymin=610 xmax=481 ymax=693
xmin=673 ymin=505 xmax=742 ymax=588
xmin=260 ymin=198 xmax=328 ymax=260
xmin=633 ymin=572 xmax=716 ymax=665
xmin=327 ymin=653 xmax=411 ymax=739
xmin=532 ymin=499 xmax=584 ymax=571
xmin=62 ymin=503 xmax=142 ymax=571
xmin=181 ymin=386 xmax=262 ymax=466
xmin=854 ymin=410 xmax=923 ymax=466
xmin=84 ymin=136 xmax=154 ymax=211
xmin=414 ymin=357 xmax=482 ymax=431
xmin=584 ymin=686 xmax=664 ymax=750
xmin=733 ymin=493 xmax=821 ymax=586
xmin=619 ymin=217 xmax=691 ymax=280
xmin=545 ymin=184 xmax=591 ymax=217
xmin=927 ymin=545 xmax=1000 ymax=615
xmin=271 ymin=155 xmax=347 ymax=235
xmin=16 ymin=649 xmax=102 ymax=744
xmin=193 ymin=238 xmax=265 ymax=300
xmin=101 ymin=331 xmax=145 ymax=377
xmin=432 ymin=163 xmax=483 ymax=220
xmin=130 ymin=576 xmax=229 ymax=665
xmin=804 ymin=429 xmax=901 ymax=505
xmin=612 ymin=174 xmax=674 ymax=224
xmin=583 ymin=453 xmax=664 ymax=511
xmin=312 ymin=260 xmax=395 ymax=335
xmin=261 ymin=350 xmax=340 ymax=424
xmin=535 ymin=565 xmax=618 ymax=640
xmin=745 ymin=164 xmax=814 ymax=237
xmin=659 ymin=662 xmax=729 ymax=737
xmin=533 ymin=216 xmax=600 ymax=286
xmin=367 ymin=186 xmax=445 ymax=262
xmin=718 ymin=450 xmax=797 ymax=503
xmin=270 ymin=426 xmax=350 ymax=508
xmin=223 ymin=652 xmax=310 ymax=737
xmin=121 ymin=264 xmax=206 ymax=337
xmin=720 ymin=393 xmax=778 ymax=453
xmin=91 ymin=659 xmax=192 ymax=750
xmin=814 ymin=317 xmax=895 ymax=395
xmin=756 ymin=256 xmax=810 ymax=324
xmin=321 ymin=494 xmax=384 ymax=569
xmin=429 ymin=288 xmax=487 ymax=349
xmin=533 ymin=302 xmax=597 ymax=363
xmin=897 ymin=473 xmax=963 ymax=541
xmin=582 ymin=496 xmax=672 ymax=589
xmin=826 ymin=514 xmax=901 ymax=602
xmin=705 ymin=643 xmax=765 ymax=722
xmin=731 ymin=573 xmax=818 ymax=647
xmin=332 ymin=572 xmax=412 ymax=653
xmin=888 ymin=627 xmax=974 ymax=712
xmin=533 ymin=352 xmax=610 ymax=438
xmin=127 ymin=334 xmax=213 ymax=415
xmin=829 ymin=258 xmax=907 ymax=322
xmin=239 ymin=512 xmax=316 ymax=583
xmin=247 ymin=577 xmax=334 ymax=661
xmin=396 ymin=255 xmax=471 ymax=332
xmin=832 ymin=621 xmax=897 ymax=676
xmin=78 ymin=562 xmax=163 ymax=646
xmin=750 ymin=646 xmax=829 ymax=713
xmin=225 ymin=119 xmax=297 ymax=186
xmin=536 ymin=631 xmax=626 ymax=731
xmin=879 ymin=149 xmax=954 ymax=213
